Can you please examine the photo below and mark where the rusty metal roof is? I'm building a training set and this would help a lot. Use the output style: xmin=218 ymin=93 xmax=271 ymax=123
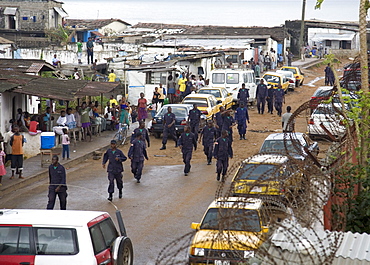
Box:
xmin=0 ymin=70 xmax=119 ymax=100
xmin=0 ymin=59 xmax=55 ymax=73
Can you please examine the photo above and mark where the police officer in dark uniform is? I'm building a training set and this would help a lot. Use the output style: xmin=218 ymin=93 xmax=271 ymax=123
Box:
xmin=222 ymin=110 xmax=235 ymax=142
xmin=274 ymin=85 xmax=285 ymax=117
xmin=177 ymin=125 xmax=197 ymax=176
xmin=199 ymin=120 xmax=216 ymax=165
xmin=102 ymin=140 xmax=127 ymax=201
xmin=131 ymin=120 xmax=150 ymax=147
xmin=160 ymin=106 xmax=177 ymax=150
xmin=256 ymin=79 xmax=268 ymax=114
xmin=47 ymin=155 xmax=67 ymax=210
xmin=234 ymin=102 xmax=250 ymax=140
xmin=128 ymin=132 xmax=149 ymax=183
xmin=214 ymin=130 xmax=233 ymax=182
xmin=214 ymin=106 xmax=225 ymax=138
xmin=267 ymin=85 xmax=275 ymax=114
xmin=237 ymin=83 xmax=250 ymax=106
xmin=187 ymin=103 xmax=202 ymax=140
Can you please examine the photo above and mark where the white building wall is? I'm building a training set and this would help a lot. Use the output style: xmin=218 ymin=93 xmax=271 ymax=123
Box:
xmin=100 ymin=21 xmax=129 ymax=35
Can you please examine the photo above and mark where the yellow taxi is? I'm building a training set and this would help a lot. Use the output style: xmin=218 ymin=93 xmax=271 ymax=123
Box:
xmin=189 ymin=197 xmax=268 ymax=265
xmin=198 ymin=87 xmax=234 ymax=110
xmin=262 ymin=71 xmax=290 ymax=91
xmin=280 ymin=66 xmax=305 ymax=87
xmin=182 ymin=93 xmax=222 ymax=119
xmin=231 ymin=154 xmax=303 ymax=198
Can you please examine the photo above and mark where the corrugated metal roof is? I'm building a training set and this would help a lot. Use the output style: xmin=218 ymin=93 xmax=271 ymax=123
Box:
xmin=0 ymin=59 xmax=55 ymax=73
xmin=311 ymin=33 xmax=356 ymax=42
xmin=263 ymin=220 xmax=370 ymax=264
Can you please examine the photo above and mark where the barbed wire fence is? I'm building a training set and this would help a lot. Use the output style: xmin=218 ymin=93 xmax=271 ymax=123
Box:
xmin=156 ymin=65 xmax=359 ymax=264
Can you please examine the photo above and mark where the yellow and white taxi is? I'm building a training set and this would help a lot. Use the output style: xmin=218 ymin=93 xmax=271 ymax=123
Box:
xmin=189 ymin=197 xmax=268 ymax=265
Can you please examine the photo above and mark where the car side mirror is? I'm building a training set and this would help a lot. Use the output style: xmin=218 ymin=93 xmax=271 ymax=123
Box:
xmin=262 ymin=226 xmax=269 ymax=233
xmin=191 ymin=222 xmax=200 ymax=230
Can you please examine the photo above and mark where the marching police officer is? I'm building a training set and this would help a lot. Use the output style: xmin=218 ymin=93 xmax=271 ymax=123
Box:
xmin=187 ymin=103 xmax=202 ymax=140
xmin=214 ymin=130 xmax=233 ymax=182
xmin=199 ymin=120 xmax=216 ymax=165
xmin=222 ymin=110 xmax=235 ymax=142
xmin=102 ymin=139 xmax=127 ymax=201
xmin=128 ymin=132 xmax=149 ymax=183
xmin=47 ymin=155 xmax=67 ymax=210
xmin=237 ymin=83 xmax=250 ymax=106
xmin=274 ymin=85 xmax=285 ymax=117
xmin=256 ymin=79 xmax=268 ymax=114
xmin=177 ymin=125 xmax=197 ymax=176
xmin=131 ymin=120 xmax=150 ymax=147
xmin=214 ymin=106 xmax=225 ymax=138
xmin=160 ymin=106 xmax=177 ymax=150
xmin=267 ymin=85 xmax=275 ymax=114
xmin=234 ymin=102 xmax=250 ymax=140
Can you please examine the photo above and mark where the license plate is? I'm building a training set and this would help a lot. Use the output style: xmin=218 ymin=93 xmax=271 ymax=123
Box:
xmin=251 ymin=186 xmax=262 ymax=192
xmin=215 ymin=260 xmax=230 ymax=265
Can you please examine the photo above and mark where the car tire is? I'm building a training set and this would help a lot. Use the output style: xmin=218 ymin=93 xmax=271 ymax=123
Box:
xmin=296 ymin=80 xmax=300 ymax=87
xmin=300 ymin=80 xmax=304 ymax=86
xmin=153 ymin=132 xmax=161 ymax=139
xmin=116 ymin=237 xmax=134 ymax=265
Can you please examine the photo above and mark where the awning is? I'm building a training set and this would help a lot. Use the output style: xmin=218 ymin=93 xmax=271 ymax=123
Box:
xmin=53 ymin=7 xmax=68 ymax=17
xmin=4 ymin=7 xmax=17 ymax=16
xmin=91 ymin=31 xmax=104 ymax=37
xmin=311 ymin=33 xmax=355 ymax=42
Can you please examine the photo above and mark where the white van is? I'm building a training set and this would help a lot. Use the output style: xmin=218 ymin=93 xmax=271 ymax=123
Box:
xmin=208 ymin=68 xmax=257 ymax=106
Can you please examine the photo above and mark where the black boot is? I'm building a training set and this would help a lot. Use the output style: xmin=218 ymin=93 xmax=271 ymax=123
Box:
xmin=108 ymin=193 xmax=113 ymax=201
xmin=160 ymin=144 xmax=166 ymax=150
xmin=119 ymin=190 xmax=122 ymax=199
xmin=207 ymin=158 xmax=211 ymax=165
xmin=243 ymin=134 xmax=246 ymax=140
xmin=217 ymin=173 xmax=220 ymax=181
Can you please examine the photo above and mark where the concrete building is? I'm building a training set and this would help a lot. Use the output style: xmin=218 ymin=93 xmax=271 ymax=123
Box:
xmin=0 ymin=0 xmax=68 ymax=48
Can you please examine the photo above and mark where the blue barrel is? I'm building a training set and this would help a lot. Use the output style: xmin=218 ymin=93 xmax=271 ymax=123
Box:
xmin=40 ymin=132 xmax=55 ymax=149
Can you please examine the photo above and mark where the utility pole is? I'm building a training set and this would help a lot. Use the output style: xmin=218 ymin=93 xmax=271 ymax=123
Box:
xmin=299 ymin=0 xmax=306 ymax=58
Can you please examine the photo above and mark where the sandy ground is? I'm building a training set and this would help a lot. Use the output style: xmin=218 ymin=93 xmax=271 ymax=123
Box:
xmin=135 ymin=60 xmax=349 ymax=169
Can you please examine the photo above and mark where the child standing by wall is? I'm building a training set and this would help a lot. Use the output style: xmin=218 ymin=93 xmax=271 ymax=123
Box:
xmin=62 ymin=128 xmax=70 ymax=160
xmin=0 ymin=146 xmax=6 ymax=186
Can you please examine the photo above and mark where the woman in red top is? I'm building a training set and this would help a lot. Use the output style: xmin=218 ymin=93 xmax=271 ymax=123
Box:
xmin=137 ymin=92 xmax=148 ymax=122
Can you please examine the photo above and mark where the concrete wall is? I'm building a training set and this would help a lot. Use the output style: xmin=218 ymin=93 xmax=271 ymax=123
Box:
xmin=0 ymin=0 xmax=64 ymax=30
xmin=0 ymin=92 xmax=28 ymax=136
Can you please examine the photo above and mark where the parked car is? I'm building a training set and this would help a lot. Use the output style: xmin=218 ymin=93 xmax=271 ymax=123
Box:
xmin=280 ymin=66 xmax=304 ymax=87
xmin=262 ymin=71 xmax=290 ymax=91
xmin=231 ymin=154 xmax=304 ymax=198
xmin=151 ymin=104 xmax=194 ymax=138
xmin=182 ymin=94 xmax=222 ymax=119
xmin=0 ymin=209 xmax=133 ymax=265
xmin=188 ymin=197 xmax=268 ymax=265
xmin=276 ymin=70 xmax=296 ymax=90
xmin=197 ymin=87 xmax=234 ymax=110
xmin=309 ymin=86 xmax=335 ymax=111
xmin=307 ymin=102 xmax=351 ymax=140
xmin=259 ymin=132 xmax=319 ymax=161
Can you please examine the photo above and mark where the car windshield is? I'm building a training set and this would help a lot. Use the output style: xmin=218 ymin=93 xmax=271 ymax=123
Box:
xmin=199 ymin=89 xmax=221 ymax=98
xmin=200 ymin=208 xmax=261 ymax=232
xmin=237 ymin=163 xmax=282 ymax=180
xmin=263 ymin=75 xmax=280 ymax=84
xmin=183 ymin=99 xmax=208 ymax=108
xmin=282 ymin=68 xmax=297 ymax=74
xmin=260 ymin=140 xmax=303 ymax=155
xmin=156 ymin=106 xmax=188 ymax=117
xmin=313 ymin=89 xmax=333 ymax=97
